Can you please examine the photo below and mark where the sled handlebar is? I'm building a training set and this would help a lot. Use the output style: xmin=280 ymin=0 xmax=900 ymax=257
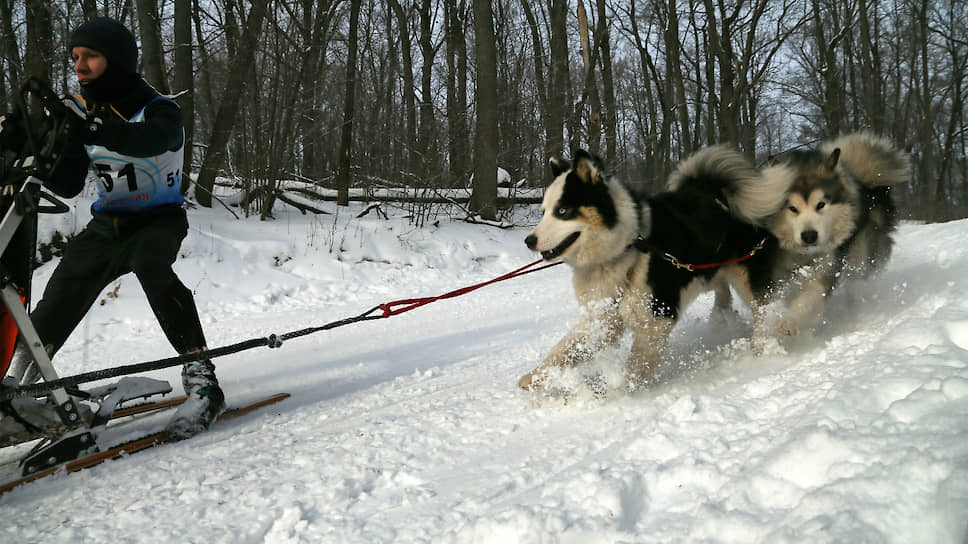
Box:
xmin=2 ymin=77 xmax=75 ymax=184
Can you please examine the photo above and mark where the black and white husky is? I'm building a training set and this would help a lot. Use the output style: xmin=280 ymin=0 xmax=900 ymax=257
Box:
xmin=519 ymin=148 xmax=789 ymax=390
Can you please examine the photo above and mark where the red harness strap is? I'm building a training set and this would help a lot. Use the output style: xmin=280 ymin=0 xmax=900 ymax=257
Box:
xmin=662 ymin=238 xmax=767 ymax=272
xmin=379 ymin=258 xmax=562 ymax=317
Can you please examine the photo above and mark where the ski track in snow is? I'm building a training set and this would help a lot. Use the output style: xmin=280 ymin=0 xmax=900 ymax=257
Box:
xmin=2 ymin=198 xmax=967 ymax=544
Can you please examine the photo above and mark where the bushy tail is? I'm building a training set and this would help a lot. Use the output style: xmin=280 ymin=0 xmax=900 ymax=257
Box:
xmin=821 ymin=131 xmax=911 ymax=187
xmin=667 ymin=144 xmax=793 ymax=224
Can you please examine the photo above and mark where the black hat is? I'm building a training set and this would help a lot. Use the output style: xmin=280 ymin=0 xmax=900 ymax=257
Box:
xmin=69 ymin=17 xmax=138 ymax=74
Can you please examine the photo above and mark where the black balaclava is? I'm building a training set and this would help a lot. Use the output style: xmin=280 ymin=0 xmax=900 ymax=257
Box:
xmin=68 ymin=17 xmax=149 ymax=116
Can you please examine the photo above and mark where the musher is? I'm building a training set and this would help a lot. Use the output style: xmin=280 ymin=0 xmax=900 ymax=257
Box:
xmin=5 ymin=17 xmax=224 ymax=438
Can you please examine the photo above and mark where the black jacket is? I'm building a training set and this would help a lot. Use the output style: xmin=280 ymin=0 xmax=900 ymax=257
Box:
xmin=44 ymin=77 xmax=183 ymax=200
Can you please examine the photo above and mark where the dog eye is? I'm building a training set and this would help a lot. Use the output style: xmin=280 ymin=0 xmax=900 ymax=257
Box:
xmin=816 ymin=202 xmax=826 ymax=211
xmin=788 ymin=205 xmax=799 ymax=214
xmin=555 ymin=207 xmax=570 ymax=218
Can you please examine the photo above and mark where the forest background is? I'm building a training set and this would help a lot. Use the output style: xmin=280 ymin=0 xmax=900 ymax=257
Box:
xmin=2 ymin=0 xmax=966 ymax=223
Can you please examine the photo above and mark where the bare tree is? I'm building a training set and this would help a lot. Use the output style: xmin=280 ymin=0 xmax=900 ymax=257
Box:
xmin=4 ymin=0 xmax=963 ymax=222
xmin=416 ymin=0 xmax=440 ymax=184
xmin=80 ymin=1 xmax=98 ymax=19
xmin=388 ymin=0 xmax=418 ymax=179
xmin=0 ymin=0 xmax=23 ymax=104
xmin=595 ymin=0 xmax=617 ymax=166
xmin=336 ymin=0 xmax=363 ymax=206
xmin=520 ymin=0 xmax=554 ymax=178
xmin=24 ymin=0 xmax=53 ymax=84
xmin=548 ymin=0 xmax=569 ymax=161
xmin=470 ymin=0 xmax=497 ymax=220
xmin=444 ymin=0 xmax=469 ymax=188
xmin=135 ymin=0 xmax=170 ymax=94
xmin=173 ymin=0 xmax=193 ymax=188
xmin=194 ymin=0 xmax=270 ymax=208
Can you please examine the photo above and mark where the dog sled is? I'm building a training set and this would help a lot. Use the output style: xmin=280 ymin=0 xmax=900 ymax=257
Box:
xmin=0 ymin=78 xmax=193 ymax=479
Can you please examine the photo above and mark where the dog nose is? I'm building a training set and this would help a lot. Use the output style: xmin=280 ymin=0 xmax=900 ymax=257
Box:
xmin=801 ymin=230 xmax=818 ymax=244
xmin=525 ymin=234 xmax=538 ymax=250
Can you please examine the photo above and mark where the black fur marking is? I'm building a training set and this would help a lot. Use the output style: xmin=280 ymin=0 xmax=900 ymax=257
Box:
xmin=784 ymin=150 xmax=846 ymax=203
xmin=557 ymin=170 xmax=619 ymax=228
xmin=549 ymin=157 xmax=571 ymax=178
xmin=834 ymin=184 xmax=898 ymax=276
xmin=638 ymin=188 xmax=774 ymax=320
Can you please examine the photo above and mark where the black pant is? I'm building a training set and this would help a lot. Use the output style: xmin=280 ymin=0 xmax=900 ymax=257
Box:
xmin=30 ymin=207 xmax=206 ymax=357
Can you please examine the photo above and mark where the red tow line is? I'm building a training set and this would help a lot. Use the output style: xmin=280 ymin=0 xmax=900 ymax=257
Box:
xmin=379 ymin=258 xmax=562 ymax=317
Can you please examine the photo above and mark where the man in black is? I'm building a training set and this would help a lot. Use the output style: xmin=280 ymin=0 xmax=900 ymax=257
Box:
xmin=8 ymin=17 xmax=224 ymax=438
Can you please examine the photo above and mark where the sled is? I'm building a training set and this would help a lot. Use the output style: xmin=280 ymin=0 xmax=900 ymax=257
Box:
xmin=0 ymin=78 xmax=179 ymax=472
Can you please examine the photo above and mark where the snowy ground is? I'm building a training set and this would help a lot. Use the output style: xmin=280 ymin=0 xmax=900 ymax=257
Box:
xmin=1 ymin=187 xmax=967 ymax=543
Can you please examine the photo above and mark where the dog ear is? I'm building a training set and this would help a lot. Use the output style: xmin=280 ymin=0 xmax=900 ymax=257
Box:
xmin=549 ymin=156 xmax=571 ymax=177
xmin=572 ymin=149 xmax=604 ymax=184
xmin=824 ymin=148 xmax=841 ymax=170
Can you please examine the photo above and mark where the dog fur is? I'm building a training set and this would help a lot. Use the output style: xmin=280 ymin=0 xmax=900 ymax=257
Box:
xmin=761 ymin=132 xmax=910 ymax=336
xmin=519 ymin=147 xmax=788 ymax=390
xmin=518 ymin=132 xmax=909 ymax=391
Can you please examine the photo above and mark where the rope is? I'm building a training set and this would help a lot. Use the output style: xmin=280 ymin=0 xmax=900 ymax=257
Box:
xmin=379 ymin=258 xmax=562 ymax=317
xmin=0 ymin=259 xmax=561 ymax=402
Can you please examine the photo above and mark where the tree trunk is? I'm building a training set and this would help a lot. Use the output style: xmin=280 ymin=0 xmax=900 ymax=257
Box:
xmin=576 ymin=0 xmax=600 ymax=155
xmin=595 ymin=0 xmax=617 ymax=166
xmin=0 ymin=0 xmax=23 ymax=97
xmin=520 ymin=0 xmax=553 ymax=176
xmin=173 ymin=0 xmax=193 ymax=191
xmin=857 ymin=0 xmax=883 ymax=133
xmin=810 ymin=0 xmax=844 ymax=137
xmin=295 ymin=0 xmax=336 ymax=183
xmin=388 ymin=0 xmax=417 ymax=178
xmin=913 ymin=0 xmax=936 ymax=220
xmin=445 ymin=0 xmax=468 ymax=188
xmin=80 ymin=0 xmax=98 ymax=19
xmin=664 ymin=0 xmax=690 ymax=155
xmin=336 ymin=0 xmax=362 ymax=206
xmin=703 ymin=0 xmax=740 ymax=146
xmin=194 ymin=0 xmax=269 ymax=207
xmin=24 ymin=0 xmax=52 ymax=85
xmin=470 ymin=0 xmax=497 ymax=220
xmin=548 ymin=0 xmax=569 ymax=160
xmin=626 ymin=0 xmax=663 ymax=187
xmin=135 ymin=0 xmax=170 ymax=93
xmin=417 ymin=0 xmax=438 ymax=183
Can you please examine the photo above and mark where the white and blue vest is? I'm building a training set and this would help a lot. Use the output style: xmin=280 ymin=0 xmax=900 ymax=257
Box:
xmin=76 ymin=96 xmax=185 ymax=213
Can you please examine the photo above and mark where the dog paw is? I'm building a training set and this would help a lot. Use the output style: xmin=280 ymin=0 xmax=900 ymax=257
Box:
xmin=518 ymin=371 xmax=544 ymax=391
xmin=778 ymin=319 xmax=801 ymax=337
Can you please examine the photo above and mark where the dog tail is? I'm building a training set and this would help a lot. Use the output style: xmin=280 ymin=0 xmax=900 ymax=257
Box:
xmin=667 ymin=144 xmax=792 ymax=224
xmin=821 ymin=131 xmax=911 ymax=187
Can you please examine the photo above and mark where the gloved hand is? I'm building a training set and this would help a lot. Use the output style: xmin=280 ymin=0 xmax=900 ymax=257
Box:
xmin=61 ymin=97 xmax=103 ymax=145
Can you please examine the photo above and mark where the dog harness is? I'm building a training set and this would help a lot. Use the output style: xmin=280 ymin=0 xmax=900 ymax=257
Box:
xmin=633 ymin=235 xmax=768 ymax=272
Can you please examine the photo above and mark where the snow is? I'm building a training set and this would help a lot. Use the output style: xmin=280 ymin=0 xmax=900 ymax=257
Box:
xmin=2 ymin=190 xmax=967 ymax=543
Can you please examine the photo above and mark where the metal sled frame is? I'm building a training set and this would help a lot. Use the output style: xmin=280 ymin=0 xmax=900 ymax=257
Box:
xmin=0 ymin=168 xmax=84 ymax=426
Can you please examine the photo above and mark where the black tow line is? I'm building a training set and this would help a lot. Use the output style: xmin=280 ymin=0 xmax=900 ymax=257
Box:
xmin=1 ymin=258 xmax=561 ymax=402
xmin=0 ymin=306 xmax=384 ymax=403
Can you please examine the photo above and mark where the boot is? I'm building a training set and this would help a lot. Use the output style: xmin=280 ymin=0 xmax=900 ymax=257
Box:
xmin=165 ymin=357 xmax=226 ymax=439
xmin=7 ymin=342 xmax=54 ymax=386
